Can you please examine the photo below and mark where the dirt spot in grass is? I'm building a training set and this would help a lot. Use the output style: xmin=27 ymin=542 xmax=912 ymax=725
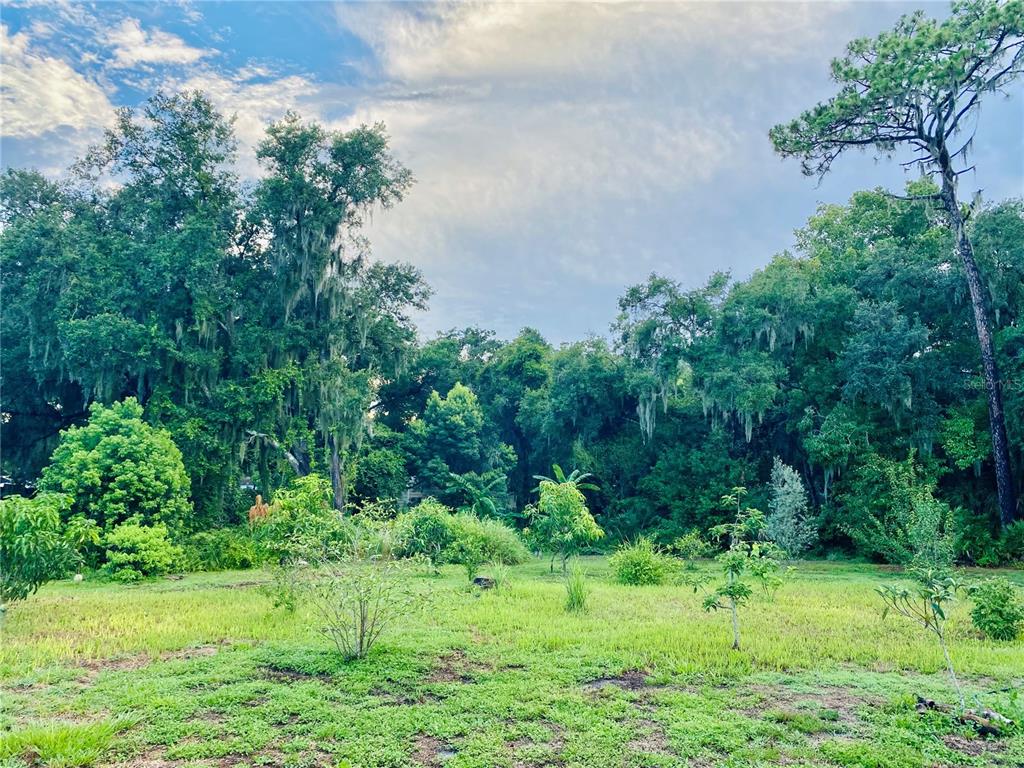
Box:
xmin=507 ymin=722 xmax=565 ymax=768
xmin=425 ymin=649 xmax=492 ymax=684
xmin=260 ymin=666 xmax=331 ymax=684
xmin=627 ymin=718 xmax=672 ymax=756
xmin=411 ymin=734 xmax=457 ymax=766
xmin=742 ymin=684 xmax=877 ymax=726
xmin=372 ymin=687 xmax=443 ymax=705
xmin=941 ymin=733 xmax=1006 ymax=759
xmin=75 ymin=643 xmax=225 ymax=684
xmin=116 ymin=747 xmax=183 ymax=768
xmin=583 ymin=668 xmax=654 ymax=692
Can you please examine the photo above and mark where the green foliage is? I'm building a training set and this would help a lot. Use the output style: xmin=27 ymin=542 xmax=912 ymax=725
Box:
xmin=672 ymin=529 xmax=714 ymax=564
xmin=845 ymin=455 xmax=955 ymax=568
xmin=968 ymin=577 xmax=1024 ymax=642
xmin=564 ymin=558 xmax=589 ymax=613
xmin=103 ymin=522 xmax=184 ymax=582
xmin=253 ymin=476 xmax=353 ymax=561
xmin=609 ymin=537 xmax=675 ymax=586
xmin=766 ymin=458 xmax=817 ymax=559
xmin=182 ymin=528 xmax=264 ymax=572
xmin=0 ymin=493 xmax=74 ymax=607
xmin=0 ymin=715 xmax=136 ymax=767
xmin=528 ymin=479 xmax=604 ymax=571
xmin=39 ymin=399 xmax=192 ymax=533
xmin=397 ymin=499 xmax=458 ymax=567
xmin=296 ymin=537 xmax=417 ymax=661
xmin=449 ymin=513 xmax=529 ymax=577
xmin=353 ymin=448 xmax=409 ymax=503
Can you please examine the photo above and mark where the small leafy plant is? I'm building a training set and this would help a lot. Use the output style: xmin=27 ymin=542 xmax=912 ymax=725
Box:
xmin=968 ymin=577 xmax=1023 ymax=642
xmin=103 ymin=522 xmax=183 ymax=582
xmin=672 ymin=529 xmax=714 ymax=568
xmin=877 ymin=569 xmax=966 ymax=709
xmin=690 ymin=488 xmax=785 ymax=651
xmin=0 ymin=493 xmax=74 ymax=611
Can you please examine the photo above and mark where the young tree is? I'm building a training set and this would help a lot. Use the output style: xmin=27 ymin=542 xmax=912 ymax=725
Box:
xmin=765 ymin=458 xmax=817 ymax=559
xmin=877 ymin=570 xmax=967 ymax=709
xmin=693 ymin=488 xmax=785 ymax=651
xmin=771 ymin=0 xmax=1023 ymax=526
xmin=528 ymin=479 xmax=604 ymax=572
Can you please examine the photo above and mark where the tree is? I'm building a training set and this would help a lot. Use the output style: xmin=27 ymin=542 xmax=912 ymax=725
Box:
xmin=771 ymin=0 xmax=1023 ymax=526
xmin=692 ymin=488 xmax=785 ymax=651
xmin=765 ymin=458 xmax=818 ymax=559
xmin=39 ymin=399 xmax=192 ymax=533
xmin=0 ymin=493 xmax=74 ymax=611
xmin=527 ymin=479 xmax=604 ymax=571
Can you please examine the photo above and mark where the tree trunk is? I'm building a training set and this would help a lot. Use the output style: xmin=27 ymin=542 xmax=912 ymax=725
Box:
xmin=940 ymin=178 xmax=1017 ymax=527
xmin=330 ymin=436 xmax=346 ymax=512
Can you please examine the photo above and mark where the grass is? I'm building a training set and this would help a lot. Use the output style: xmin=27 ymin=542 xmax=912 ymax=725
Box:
xmin=0 ymin=559 xmax=1021 ymax=767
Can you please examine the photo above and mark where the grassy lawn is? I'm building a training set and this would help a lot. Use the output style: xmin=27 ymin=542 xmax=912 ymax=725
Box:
xmin=1 ymin=559 xmax=1021 ymax=768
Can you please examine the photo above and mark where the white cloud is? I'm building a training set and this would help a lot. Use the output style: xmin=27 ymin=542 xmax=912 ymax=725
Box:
xmin=0 ymin=24 xmax=113 ymax=139
xmin=104 ymin=18 xmax=213 ymax=69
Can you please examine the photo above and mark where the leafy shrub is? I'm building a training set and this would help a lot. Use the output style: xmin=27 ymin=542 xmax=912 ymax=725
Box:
xmin=396 ymin=499 xmax=457 ymax=567
xmin=610 ymin=537 xmax=675 ymax=586
xmin=298 ymin=532 xmax=417 ymax=660
xmin=104 ymin=523 xmax=183 ymax=582
xmin=969 ymin=577 xmax=1024 ymax=641
xmin=39 ymin=399 xmax=192 ymax=533
xmin=565 ymin=559 xmax=589 ymax=613
xmin=183 ymin=527 xmax=263 ymax=571
xmin=451 ymin=513 xmax=529 ymax=566
xmin=1000 ymin=521 xmax=1024 ymax=563
xmin=0 ymin=493 xmax=74 ymax=608
xmin=672 ymin=529 xmax=715 ymax=562
xmin=253 ymin=476 xmax=353 ymax=561
xmin=353 ymin=448 xmax=409 ymax=502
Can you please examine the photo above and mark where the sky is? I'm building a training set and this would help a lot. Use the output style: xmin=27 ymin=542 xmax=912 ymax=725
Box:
xmin=2 ymin=1 xmax=1022 ymax=343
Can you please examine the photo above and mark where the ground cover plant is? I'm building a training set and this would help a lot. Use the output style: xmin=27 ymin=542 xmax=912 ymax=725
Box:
xmin=1 ymin=560 xmax=1022 ymax=768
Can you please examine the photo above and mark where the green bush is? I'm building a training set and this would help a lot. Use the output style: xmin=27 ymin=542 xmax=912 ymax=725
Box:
xmin=183 ymin=527 xmax=264 ymax=571
xmin=104 ymin=523 xmax=183 ymax=582
xmin=396 ymin=499 xmax=457 ymax=566
xmin=1000 ymin=521 xmax=1024 ymax=563
xmin=39 ymin=399 xmax=192 ymax=533
xmin=610 ymin=536 xmax=675 ymax=586
xmin=253 ymin=476 xmax=353 ymax=561
xmin=451 ymin=513 xmax=529 ymax=566
xmin=672 ymin=529 xmax=715 ymax=561
xmin=0 ymin=493 xmax=74 ymax=608
xmin=969 ymin=577 xmax=1024 ymax=641
xmin=396 ymin=501 xmax=528 ymax=574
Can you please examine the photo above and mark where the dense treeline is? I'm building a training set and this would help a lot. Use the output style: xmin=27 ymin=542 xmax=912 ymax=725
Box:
xmin=2 ymin=91 xmax=1021 ymax=564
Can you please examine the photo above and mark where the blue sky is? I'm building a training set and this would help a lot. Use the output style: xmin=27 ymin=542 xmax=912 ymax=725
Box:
xmin=3 ymin=1 xmax=1022 ymax=343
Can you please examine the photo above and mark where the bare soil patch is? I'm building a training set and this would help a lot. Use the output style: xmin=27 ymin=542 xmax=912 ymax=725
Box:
xmin=411 ymin=734 xmax=457 ymax=767
xmin=425 ymin=649 xmax=492 ymax=684
xmin=583 ymin=668 xmax=654 ymax=692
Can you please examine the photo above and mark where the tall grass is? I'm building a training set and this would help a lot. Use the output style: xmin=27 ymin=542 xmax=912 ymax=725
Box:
xmin=565 ymin=558 xmax=589 ymax=613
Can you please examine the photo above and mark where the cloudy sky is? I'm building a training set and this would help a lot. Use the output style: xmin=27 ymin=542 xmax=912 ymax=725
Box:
xmin=3 ymin=1 xmax=1022 ymax=343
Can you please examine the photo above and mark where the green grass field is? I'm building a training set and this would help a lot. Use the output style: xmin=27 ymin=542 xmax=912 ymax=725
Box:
xmin=1 ymin=560 xmax=1021 ymax=768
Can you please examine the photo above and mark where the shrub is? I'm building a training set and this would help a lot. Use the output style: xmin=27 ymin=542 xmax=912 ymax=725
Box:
xmin=0 ymin=493 xmax=74 ymax=609
xmin=353 ymin=448 xmax=409 ymax=503
xmin=565 ymin=558 xmax=589 ymax=613
xmin=451 ymin=513 xmax=529 ymax=566
xmin=254 ymin=475 xmax=353 ymax=561
xmin=672 ymin=529 xmax=714 ymax=563
xmin=1000 ymin=521 xmax=1024 ymax=563
xmin=183 ymin=528 xmax=263 ymax=571
xmin=104 ymin=523 xmax=183 ymax=582
xmin=610 ymin=537 xmax=675 ymax=586
xmin=765 ymin=458 xmax=817 ymax=559
xmin=396 ymin=499 xmax=457 ymax=567
xmin=969 ymin=577 xmax=1024 ymax=641
xmin=39 ymin=399 xmax=192 ymax=533
xmin=300 ymin=533 xmax=417 ymax=660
